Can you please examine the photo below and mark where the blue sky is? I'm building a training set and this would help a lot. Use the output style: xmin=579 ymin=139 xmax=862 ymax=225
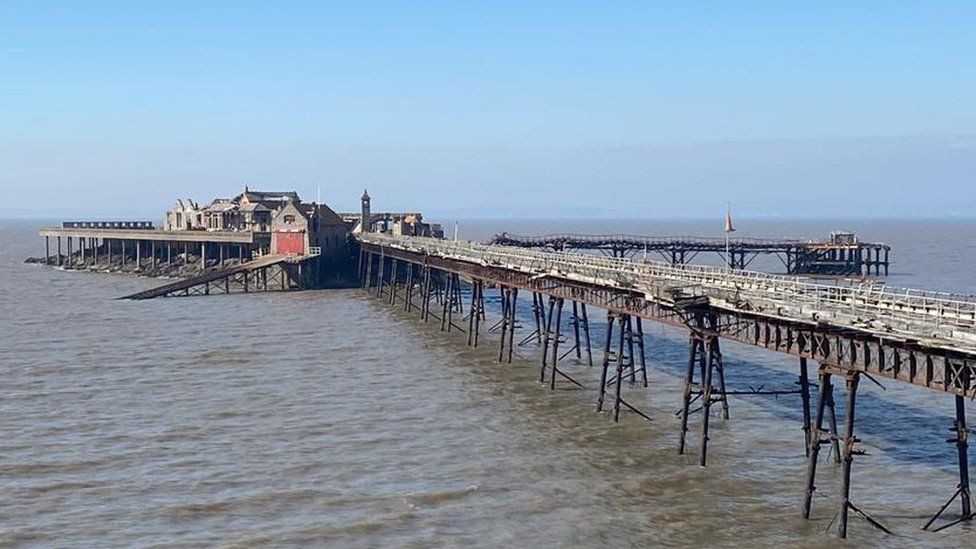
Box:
xmin=1 ymin=1 xmax=974 ymax=218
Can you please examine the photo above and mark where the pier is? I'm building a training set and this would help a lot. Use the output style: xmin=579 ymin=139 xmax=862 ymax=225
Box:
xmin=120 ymin=251 xmax=320 ymax=299
xmin=490 ymin=232 xmax=891 ymax=276
xmin=31 ymin=196 xmax=963 ymax=540
xmin=356 ymin=232 xmax=973 ymax=539
xmin=35 ymin=187 xmax=362 ymax=291
xmin=38 ymin=227 xmax=265 ymax=271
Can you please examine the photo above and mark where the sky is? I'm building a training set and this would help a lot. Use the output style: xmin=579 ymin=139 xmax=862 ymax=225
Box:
xmin=1 ymin=1 xmax=974 ymax=219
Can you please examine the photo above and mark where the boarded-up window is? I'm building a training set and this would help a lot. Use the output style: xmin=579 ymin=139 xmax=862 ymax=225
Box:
xmin=275 ymin=231 xmax=304 ymax=255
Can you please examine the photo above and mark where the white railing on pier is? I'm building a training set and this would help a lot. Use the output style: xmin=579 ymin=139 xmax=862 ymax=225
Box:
xmin=358 ymin=233 xmax=976 ymax=353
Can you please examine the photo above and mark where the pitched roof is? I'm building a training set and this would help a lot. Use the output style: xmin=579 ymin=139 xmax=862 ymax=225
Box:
xmin=241 ymin=202 xmax=272 ymax=212
xmin=240 ymin=190 xmax=300 ymax=201
xmin=205 ymin=200 xmax=238 ymax=212
xmin=319 ymin=204 xmax=346 ymax=225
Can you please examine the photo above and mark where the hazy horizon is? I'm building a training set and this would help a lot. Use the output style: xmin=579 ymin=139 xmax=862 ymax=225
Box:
xmin=3 ymin=3 xmax=975 ymax=218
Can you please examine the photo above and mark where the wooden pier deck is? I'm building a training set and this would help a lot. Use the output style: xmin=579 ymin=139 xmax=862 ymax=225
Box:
xmin=120 ymin=253 xmax=319 ymax=300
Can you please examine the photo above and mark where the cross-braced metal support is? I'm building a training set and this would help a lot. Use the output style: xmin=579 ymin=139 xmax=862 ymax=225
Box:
xmin=924 ymin=394 xmax=974 ymax=532
xmin=441 ymin=271 xmax=454 ymax=332
xmin=558 ymin=301 xmax=594 ymax=366
xmin=596 ymin=312 xmax=651 ymax=422
xmin=497 ymin=286 xmax=519 ymax=362
xmin=538 ymin=296 xmax=583 ymax=390
xmin=677 ymin=312 xmax=729 ymax=465
xmin=597 ymin=311 xmax=617 ymax=413
xmin=803 ymin=369 xmax=888 ymax=538
xmin=467 ymin=279 xmax=485 ymax=347
xmin=803 ymin=368 xmax=838 ymax=519
xmin=518 ymin=292 xmax=546 ymax=346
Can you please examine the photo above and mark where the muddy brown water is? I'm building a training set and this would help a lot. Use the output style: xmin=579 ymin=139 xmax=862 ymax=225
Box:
xmin=3 ymin=218 xmax=976 ymax=547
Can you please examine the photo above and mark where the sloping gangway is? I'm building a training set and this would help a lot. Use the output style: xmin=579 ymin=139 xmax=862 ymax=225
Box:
xmin=356 ymin=232 xmax=973 ymax=539
xmin=120 ymin=253 xmax=315 ymax=300
xmin=489 ymin=232 xmax=891 ymax=275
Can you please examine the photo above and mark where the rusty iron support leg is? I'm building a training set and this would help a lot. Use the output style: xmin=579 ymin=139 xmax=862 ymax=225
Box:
xmin=467 ymin=279 xmax=478 ymax=346
xmin=838 ymin=372 xmax=860 ymax=539
xmin=954 ymin=395 xmax=973 ymax=520
xmin=388 ymin=259 xmax=396 ymax=304
xmin=571 ymin=301 xmax=582 ymax=359
xmin=453 ymin=274 xmax=464 ymax=314
xmin=700 ymin=336 xmax=716 ymax=466
xmin=538 ymin=295 xmax=556 ymax=378
xmin=924 ymin=394 xmax=974 ymax=531
xmin=518 ymin=292 xmax=543 ymax=346
xmin=441 ymin=270 xmax=452 ymax=331
xmin=597 ymin=311 xmax=616 ymax=412
xmin=548 ymin=297 xmax=565 ymax=390
xmin=678 ymin=335 xmax=701 ymax=455
xmin=799 ymin=358 xmax=812 ymax=456
xmin=473 ymin=280 xmax=483 ymax=347
xmin=612 ymin=314 xmax=626 ymax=422
xmin=803 ymin=369 xmax=831 ymax=519
xmin=534 ymin=293 xmax=544 ymax=343
xmin=421 ymin=266 xmax=431 ymax=322
xmin=445 ymin=273 xmax=456 ymax=332
xmin=714 ymin=340 xmax=730 ymax=420
xmin=826 ymin=379 xmax=842 ymax=464
xmin=478 ymin=285 xmax=486 ymax=321
xmin=376 ymin=253 xmax=385 ymax=297
xmin=581 ymin=303 xmax=593 ymax=366
xmin=506 ymin=288 xmax=519 ymax=363
xmin=625 ymin=315 xmax=636 ymax=383
xmin=404 ymin=264 xmax=414 ymax=312
xmin=635 ymin=316 xmax=647 ymax=386
xmin=497 ymin=287 xmax=510 ymax=360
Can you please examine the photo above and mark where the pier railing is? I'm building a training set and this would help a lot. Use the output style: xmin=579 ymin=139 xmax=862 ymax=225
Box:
xmin=359 ymin=233 xmax=976 ymax=352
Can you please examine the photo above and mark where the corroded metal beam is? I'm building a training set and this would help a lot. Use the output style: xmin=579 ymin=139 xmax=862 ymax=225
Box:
xmin=358 ymin=238 xmax=976 ymax=398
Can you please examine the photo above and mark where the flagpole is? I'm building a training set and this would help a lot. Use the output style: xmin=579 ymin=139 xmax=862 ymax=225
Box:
xmin=724 ymin=203 xmax=735 ymax=270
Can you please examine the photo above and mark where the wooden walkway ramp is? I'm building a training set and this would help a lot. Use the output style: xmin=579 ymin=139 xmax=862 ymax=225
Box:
xmin=120 ymin=254 xmax=304 ymax=300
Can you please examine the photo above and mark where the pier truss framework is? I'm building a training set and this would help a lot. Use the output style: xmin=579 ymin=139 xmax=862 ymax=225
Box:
xmin=490 ymin=232 xmax=891 ymax=276
xmin=357 ymin=233 xmax=974 ymax=539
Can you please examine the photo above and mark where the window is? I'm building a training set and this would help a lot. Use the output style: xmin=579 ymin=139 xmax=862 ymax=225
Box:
xmin=284 ymin=215 xmax=295 ymax=224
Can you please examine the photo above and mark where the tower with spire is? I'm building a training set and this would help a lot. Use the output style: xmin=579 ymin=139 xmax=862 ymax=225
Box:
xmin=361 ymin=189 xmax=372 ymax=233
